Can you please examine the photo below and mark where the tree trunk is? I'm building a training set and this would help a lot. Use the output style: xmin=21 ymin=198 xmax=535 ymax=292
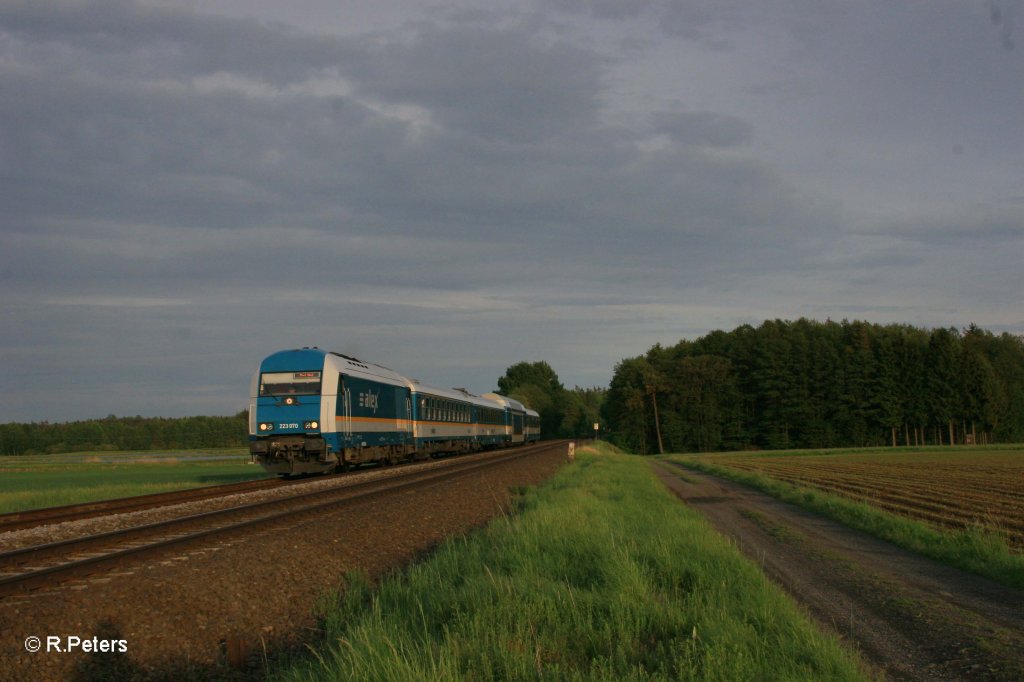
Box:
xmin=948 ymin=420 xmax=955 ymax=446
xmin=891 ymin=426 xmax=897 ymax=448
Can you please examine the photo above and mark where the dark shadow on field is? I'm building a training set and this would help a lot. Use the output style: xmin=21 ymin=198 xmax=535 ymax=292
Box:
xmin=69 ymin=621 xmax=144 ymax=682
xmin=70 ymin=620 xmax=268 ymax=681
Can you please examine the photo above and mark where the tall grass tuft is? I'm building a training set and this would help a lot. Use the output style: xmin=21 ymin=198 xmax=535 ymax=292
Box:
xmin=274 ymin=445 xmax=868 ymax=681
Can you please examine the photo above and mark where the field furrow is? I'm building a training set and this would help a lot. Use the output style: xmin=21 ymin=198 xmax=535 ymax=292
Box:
xmin=699 ymin=448 xmax=1024 ymax=547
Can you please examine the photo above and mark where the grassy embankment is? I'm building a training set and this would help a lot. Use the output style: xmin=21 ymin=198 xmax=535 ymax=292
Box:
xmin=666 ymin=448 xmax=1024 ymax=590
xmin=273 ymin=443 xmax=868 ymax=681
xmin=0 ymin=448 xmax=267 ymax=514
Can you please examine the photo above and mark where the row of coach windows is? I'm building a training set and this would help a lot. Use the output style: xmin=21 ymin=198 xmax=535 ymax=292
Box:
xmin=480 ymin=407 xmax=504 ymax=425
xmin=420 ymin=397 xmax=471 ymax=423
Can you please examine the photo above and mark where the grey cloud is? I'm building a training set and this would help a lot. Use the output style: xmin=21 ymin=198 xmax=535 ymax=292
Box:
xmin=545 ymin=0 xmax=753 ymax=43
xmin=544 ymin=0 xmax=654 ymax=22
xmin=989 ymin=0 xmax=1019 ymax=50
xmin=649 ymin=111 xmax=752 ymax=148
xmin=0 ymin=0 xmax=347 ymax=84
xmin=4 ymin=0 xmax=1018 ymax=422
xmin=342 ymin=24 xmax=607 ymax=144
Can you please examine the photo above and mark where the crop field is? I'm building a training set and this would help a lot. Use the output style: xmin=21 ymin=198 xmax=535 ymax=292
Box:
xmin=679 ymin=446 xmax=1024 ymax=548
xmin=0 ymin=448 xmax=267 ymax=514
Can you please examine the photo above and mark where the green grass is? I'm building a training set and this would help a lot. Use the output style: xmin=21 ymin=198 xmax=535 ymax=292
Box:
xmin=272 ymin=444 xmax=869 ymax=681
xmin=0 ymin=448 xmax=269 ymax=513
xmin=667 ymin=454 xmax=1024 ymax=590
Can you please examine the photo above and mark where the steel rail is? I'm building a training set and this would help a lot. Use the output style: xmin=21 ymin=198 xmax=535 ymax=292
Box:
xmin=0 ymin=476 xmax=291 ymax=534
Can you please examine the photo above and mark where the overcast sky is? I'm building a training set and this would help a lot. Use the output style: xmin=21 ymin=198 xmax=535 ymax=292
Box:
xmin=2 ymin=0 xmax=1022 ymax=423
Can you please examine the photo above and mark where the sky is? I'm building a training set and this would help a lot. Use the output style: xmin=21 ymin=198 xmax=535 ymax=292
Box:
xmin=2 ymin=0 xmax=1022 ymax=423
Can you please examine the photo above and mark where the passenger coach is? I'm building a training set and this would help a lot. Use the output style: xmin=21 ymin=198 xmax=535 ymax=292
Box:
xmin=249 ymin=348 xmax=540 ymax=476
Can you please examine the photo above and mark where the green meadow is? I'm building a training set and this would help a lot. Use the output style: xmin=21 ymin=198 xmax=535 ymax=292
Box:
xmin=273 ymin=443 xmax=868 ymax=681
xmin=0 ymin=448 xmax=268 ymax=514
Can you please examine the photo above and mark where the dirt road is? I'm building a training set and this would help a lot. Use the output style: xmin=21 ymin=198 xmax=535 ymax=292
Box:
xmin=650 ymin=461 xmax=1024 ymax=682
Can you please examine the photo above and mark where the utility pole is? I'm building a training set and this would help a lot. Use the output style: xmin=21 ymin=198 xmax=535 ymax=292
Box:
xmin=647 ymin=384 xmax=664 ymax=455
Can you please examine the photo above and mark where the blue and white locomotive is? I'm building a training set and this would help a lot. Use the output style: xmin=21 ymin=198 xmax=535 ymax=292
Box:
xmin=248 ymin=348 xmax=541 ymax=475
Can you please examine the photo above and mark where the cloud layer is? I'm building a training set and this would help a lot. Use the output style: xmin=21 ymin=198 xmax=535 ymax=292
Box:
xmin=2 ymin=0 xmax=1021 ymax=421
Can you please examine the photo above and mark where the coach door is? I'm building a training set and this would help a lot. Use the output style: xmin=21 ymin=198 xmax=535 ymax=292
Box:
xmin=396 ymin=386 xmax=412 ymax=445
xmin=338 ymin=376 xmax=352 ymax=441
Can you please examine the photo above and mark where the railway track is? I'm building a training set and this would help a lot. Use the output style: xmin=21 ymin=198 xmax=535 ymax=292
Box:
xmin=0 ymin=441 xmax=563 ymax=598
xmin=0 ymin=475 xmax=293 ymax=534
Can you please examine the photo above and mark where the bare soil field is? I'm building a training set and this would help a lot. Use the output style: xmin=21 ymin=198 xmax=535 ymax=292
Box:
xmin=693 ymin=449 xmax=1024 ymax=546
xmin=652 ymin=461 xmax=1024 ymax=681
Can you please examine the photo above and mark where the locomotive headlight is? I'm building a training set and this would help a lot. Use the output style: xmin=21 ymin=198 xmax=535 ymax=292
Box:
xmin=259 ymin=422 xmax=274 ymax=432
xmin=304 ymin=420 xmax=319 ymax=430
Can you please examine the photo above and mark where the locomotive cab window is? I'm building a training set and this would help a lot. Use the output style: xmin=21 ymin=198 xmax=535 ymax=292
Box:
xmin=259 ymin=371 xmax=322 ymax=397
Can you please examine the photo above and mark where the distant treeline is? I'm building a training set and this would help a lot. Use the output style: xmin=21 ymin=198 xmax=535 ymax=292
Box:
xmin=603 ymin=319 xmax=1024 ymax=454
xmin=0 ymin=413 xmax=249 ymax=456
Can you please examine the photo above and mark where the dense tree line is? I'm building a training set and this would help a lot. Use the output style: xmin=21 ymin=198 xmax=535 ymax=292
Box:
xmin=497 ymin=361 xmax=606 ymax=439
xmin=602 ymin=319 xmax=1024 ymax=454
xmin=0 ymin=412 xmax=249 ymax=455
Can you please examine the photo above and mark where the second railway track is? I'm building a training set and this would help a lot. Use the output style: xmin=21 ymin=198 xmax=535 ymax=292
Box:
xmin=0 ymin=475 xmax=292 ymax=534
xmin=0 ymin=441 xmax=565 ymax=599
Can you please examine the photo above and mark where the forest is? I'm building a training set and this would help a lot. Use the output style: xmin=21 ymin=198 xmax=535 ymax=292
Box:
xmin=602 ymin=319 xmax=1024 ymax=454
xmin=0 ymin=413 xmax=249 ymax=455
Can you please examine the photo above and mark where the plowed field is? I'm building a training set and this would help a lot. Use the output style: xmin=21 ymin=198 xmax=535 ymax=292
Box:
xmin=695 ymin=448 xmax=1024 ymax=547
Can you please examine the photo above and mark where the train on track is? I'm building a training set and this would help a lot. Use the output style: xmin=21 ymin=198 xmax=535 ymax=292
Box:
xmin=249 ymin=348 xmax=540 ymax=476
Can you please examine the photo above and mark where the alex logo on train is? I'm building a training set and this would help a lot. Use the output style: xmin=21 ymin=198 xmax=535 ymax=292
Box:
xmin=359 ymin=390 xmax=379 ymax=414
